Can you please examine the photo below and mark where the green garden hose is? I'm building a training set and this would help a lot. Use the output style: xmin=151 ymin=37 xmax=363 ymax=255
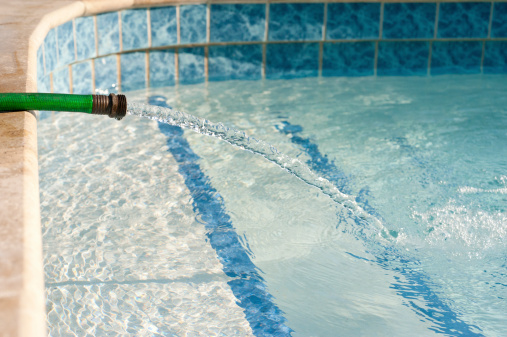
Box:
xmin=0 ymin=93 xmax=127 ymax=120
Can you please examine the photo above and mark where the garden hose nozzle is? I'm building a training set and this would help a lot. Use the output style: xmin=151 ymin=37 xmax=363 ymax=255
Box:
xmin=0 ymin=93 xmax=127 ymax=120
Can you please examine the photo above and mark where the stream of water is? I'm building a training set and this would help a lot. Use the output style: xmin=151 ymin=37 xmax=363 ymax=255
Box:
xmin=127 ymin=102 xmax=385 ymax=237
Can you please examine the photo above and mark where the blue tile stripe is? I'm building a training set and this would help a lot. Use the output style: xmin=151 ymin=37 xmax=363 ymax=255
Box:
xmin=150 ymin=96 xmax=293 ymax=336
xmin=40 ymin=3 xmax=507 ymax=90
xmin=276 ymin=120 xmax=482 ymax=337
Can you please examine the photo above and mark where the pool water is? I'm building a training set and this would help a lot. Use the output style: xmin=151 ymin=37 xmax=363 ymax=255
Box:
xmin=39 ymin=75 xmax=507 ymax=336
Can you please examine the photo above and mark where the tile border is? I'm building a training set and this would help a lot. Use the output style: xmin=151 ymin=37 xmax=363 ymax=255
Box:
xmin=38 ymin=1 xmax=507 ymax=94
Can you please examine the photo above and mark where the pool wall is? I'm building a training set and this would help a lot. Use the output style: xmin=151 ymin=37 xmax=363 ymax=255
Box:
xmin=1 ymin=0 xmax=507 ymax=336
xmin=39 ymin=0 xmax=507 ymax=95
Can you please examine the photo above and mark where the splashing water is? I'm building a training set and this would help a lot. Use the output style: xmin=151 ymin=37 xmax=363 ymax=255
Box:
xmin=127 ymin=102 xmax=384 ymax=232
xmin=126 ymin=102 xmax=487 ymax=335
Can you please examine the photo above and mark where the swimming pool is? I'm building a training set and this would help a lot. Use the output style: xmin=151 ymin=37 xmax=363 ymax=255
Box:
xmin=35 ymin=2 xmax=507 ymax=336
xmin=39 ymin=75 xmax=507 ymax=335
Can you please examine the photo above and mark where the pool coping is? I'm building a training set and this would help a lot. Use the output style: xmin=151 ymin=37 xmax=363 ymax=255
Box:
xmin=0 ymin=2 xmax=162 ymax=335
xmin=0 ymin=0 xmax=500 ymax=335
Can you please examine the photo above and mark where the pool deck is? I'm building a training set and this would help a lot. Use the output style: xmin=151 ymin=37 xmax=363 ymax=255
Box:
xmin=1 ymin=2 xmax=81 ymax=335
xmin=0 ymin=0 xmax=494 ymax=335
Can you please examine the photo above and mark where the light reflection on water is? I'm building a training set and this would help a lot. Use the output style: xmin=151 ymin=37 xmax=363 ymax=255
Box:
xmin=40 ymin=75 xmax=507 ymax=336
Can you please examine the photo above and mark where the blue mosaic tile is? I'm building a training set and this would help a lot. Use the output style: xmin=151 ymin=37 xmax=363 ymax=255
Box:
xmin=483 ymin=41 xmax=507 ymax=74
xmin=37 ymin=75 xmax=51 ymax=93
xmin=37 ymin=46 xmax=50 ymax=93
xmin=150 ymin=6 xmax=177 ymax=47
xmin=491 ymin=2 xmax=507 ymax=37
xmin=121 ymin=52 xmax=146 ymax=92
xmin=210 ymin=4 xmax=265 ymax=42
xmin=37 ymin=45 xmax=49 ymax=92
xmin=52 ymin=67 xmax=70 ymax=94
xmin=269 ymin=3 xmax=324 ymax=41
xmin=208 ymin=44 xmax=263 ymax=81
xmin=149 ymin=50 xmax=176 ymax=87
xmin=438 ymin=2 xmax=490 ymax=38
xmin=377 ymin=41 xmax=429 ymax=76
xmin=178 ymin=47 xmax=205 ymax=84
xmin=266 ymin=43 xmax=319 ymax=79
xmin=322 ymin=42 xmax=375 ymax=77
xmin=180 ymin=5 xmax=207 ymax=44
xmin=431 ymin=41 xmax=483 ymax=75
xmin=44 ymin=28 xmax=57 ymax=73
xmin=122 ymin=9 xmax=148 ymax=51
xmin=37 ymin=46 xmax=45 ymax=78
xmin=56 ymin=20 xmax=75 ymax=67
xmin=75 ymin=16 xmax=96 ymax=61
xmin=97 ymin=12 xmax=120 ymax=55
xmin=326 ymin=3 xmax=380 ymax=40
xmin=72 ymin=61 xmax=93 ymax=94
xmin=94 ymin=55 xmax=118 ymax=93
xmin=383 ymin=3 xmax=436 ymax=39
xmin=431 ymin=41 xmax=482 ymax=75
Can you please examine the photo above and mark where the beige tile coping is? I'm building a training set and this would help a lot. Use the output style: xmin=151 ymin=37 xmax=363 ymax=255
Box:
xmin=0 ymin=0 xmax=496 ymax=335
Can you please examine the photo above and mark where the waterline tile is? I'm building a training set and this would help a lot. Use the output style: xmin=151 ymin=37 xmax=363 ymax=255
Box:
xmin=438 ymin=2 xmax=490 ymax=38
xmin=38 ymin=2 xmax=507 ymax=86
xmin=377 ymin=41 xmax=429 ymax=76
xmin=53 ymin=67 xmax=70 ymax=94
xmin=95 ymin=55 xmax=118 ymax=94
xmin=180 ymin=5 xmax=207 ymax=44
xmin=483 ymin=41 xmax=507 ymax=74
xmin=322 ymin=42 xmax=375 ymax=77
xmin=37 ymin=47 xmax=50 ymax=93
xmin=72 ymin=61 xmax=93 ymax=95
xmin=266 ymin=43 xmax=319 ymax=79
xmin=178 ymin=47 xmax=205 ymax=84
xmin=431 ymin=41 xmax=482 ymax=75
xmin=38 ymin=76 xmax=51 ymax=94
xmin=122 ymin=9 xmax=149 ymax=51
xmin=209 ymin=44 xmax=263 ymax=81
xmin=383 ymin=3 xmax=436 ymax=39
xmin=210 ymin=4 xmax=265 ymax=43
xmin=269 ymin=3 xmax=324 ymax=41
xmin=151 ymin=6 xmax=177 ymax=47
xmin=75 ymin=16 xmax=96 ymax=61
xmin=37 ymin=47 xmax=45 ymax=78
xmin=56 ymin=21 xmax=75 ymax=67
xmin=121 ymin=52 xmax=147 ymax=92
xmin=491 ymin=2 xmax=507 ymax=38
xmin=97 ymin=12 xmax=120 ymax=55
xmin=150 ymin=50 xmax=176 ymax=87
xmin=44 ymin=28 xmax=57 ymax=74
xmin=326 ymin=3 xmax=380 ymax=40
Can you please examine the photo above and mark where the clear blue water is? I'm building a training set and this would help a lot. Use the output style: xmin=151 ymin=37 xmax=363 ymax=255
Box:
xmin=39 ymin=75 xmax=507 ymax=336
